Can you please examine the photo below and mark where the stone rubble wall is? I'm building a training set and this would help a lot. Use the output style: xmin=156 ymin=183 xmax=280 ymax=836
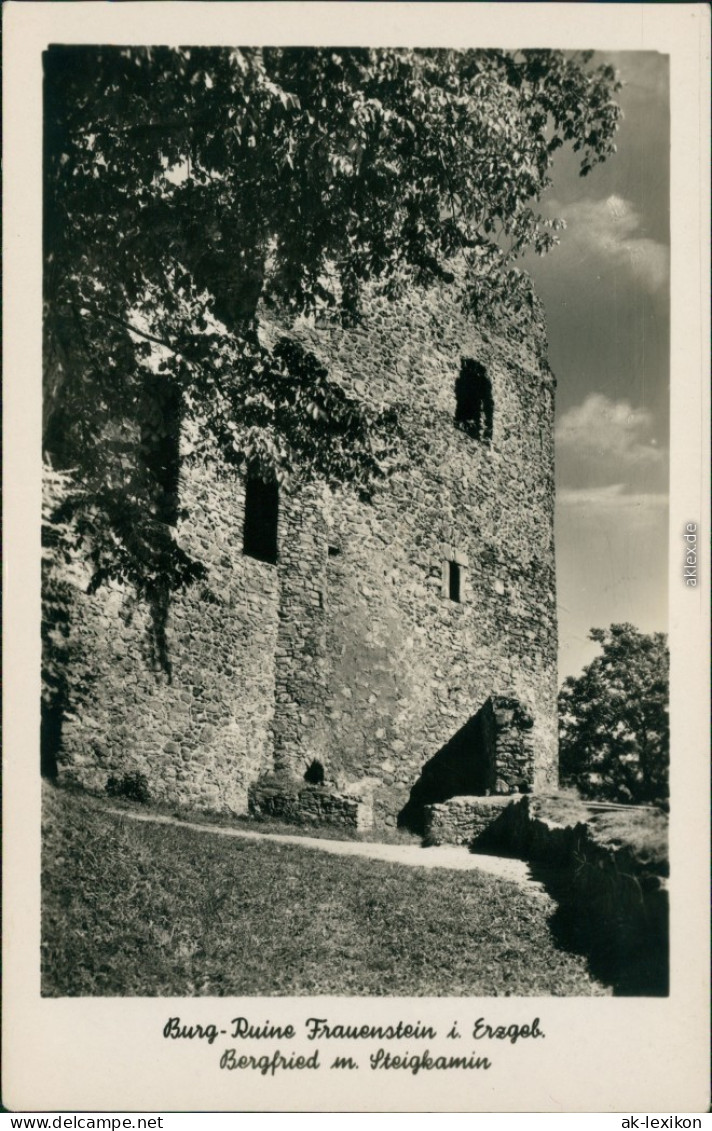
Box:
xmin=258 ymin=277 xmax=558 ymax=826
xmin=57 ymin=461 xmax=279 ymax=815
xmin=270 ymin=487 xmax=331 ymax=778
xmin=488 ymin=695 xmax=536 ymax=793
xmin=249 ymin=780 xmax=373 ymax=830
xmin=423 ymin=795 xmax=515 ymax=845
xmin=55 ymin=270 xmax=559 ymax=827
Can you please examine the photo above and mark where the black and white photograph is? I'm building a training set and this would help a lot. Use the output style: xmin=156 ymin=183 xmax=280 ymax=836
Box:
xmin=3 ymin=0 xmax=709 ymax=1115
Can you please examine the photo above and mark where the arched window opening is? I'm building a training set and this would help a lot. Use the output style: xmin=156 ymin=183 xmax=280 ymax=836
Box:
xmin=455 ymin=359 xmax=493 ymax=441
xmin=243 ymin=475 xmax=279 ymax=564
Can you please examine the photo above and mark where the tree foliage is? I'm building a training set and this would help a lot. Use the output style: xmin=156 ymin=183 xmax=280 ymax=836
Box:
xmin=42 ymin=45 xmax=621 ymax=614
xmin=559 ymin=625 xmax=669 ymax=804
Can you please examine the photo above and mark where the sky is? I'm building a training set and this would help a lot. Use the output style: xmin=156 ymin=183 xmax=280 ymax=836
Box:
xmin=525 ymin=52 xmax=670 ymax=682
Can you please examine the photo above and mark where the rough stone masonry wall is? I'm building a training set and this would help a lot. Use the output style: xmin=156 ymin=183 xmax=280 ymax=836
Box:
xmin=269 ymin=485 xmax=331 ymax=778
xmin=249 ymin=780 xmax=373 ymax=831
xmin=487 ymin=695 xmax=536 ymax=794
xmin=259 ymin=275 xmax=558 ymax=825
xmin=58 ymin=461 xmax=279 ymax=814
xmin=56 ymin=269 xmax=558 ymax=827
xmin=423 ymin=795 xmax=515 ymax=845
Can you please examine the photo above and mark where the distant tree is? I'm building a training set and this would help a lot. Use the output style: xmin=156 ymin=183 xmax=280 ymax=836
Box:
xmin=559 ymin=624 xmax=669 ymax=804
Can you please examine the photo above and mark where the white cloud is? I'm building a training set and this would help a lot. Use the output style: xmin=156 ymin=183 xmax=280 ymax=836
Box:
xmin=547 ymin=194 xmax=669 ymax=293
xmin=556 ymin=393 xmax=664 ymax=470
xmin=558 ymin=482 xmax=668 ymax=513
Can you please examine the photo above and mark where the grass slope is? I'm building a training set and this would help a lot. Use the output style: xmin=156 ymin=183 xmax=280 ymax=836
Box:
xmin=530 ymin=792 xmax=668 ymax=873
xmin=42 ymin=787 xmax=610 ymax=997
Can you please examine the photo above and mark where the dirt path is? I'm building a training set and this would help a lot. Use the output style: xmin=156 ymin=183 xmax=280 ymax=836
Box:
xmin=107 ymin=804 xmax=550 ymax=896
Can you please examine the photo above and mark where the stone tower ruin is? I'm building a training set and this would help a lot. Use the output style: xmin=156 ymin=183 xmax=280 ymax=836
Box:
xmin=54 ymin=274 xmax=559 ymax=830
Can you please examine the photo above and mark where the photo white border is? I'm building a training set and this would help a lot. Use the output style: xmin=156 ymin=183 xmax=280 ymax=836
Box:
xmin=3 ymin=2 xmax=710 ymax=1113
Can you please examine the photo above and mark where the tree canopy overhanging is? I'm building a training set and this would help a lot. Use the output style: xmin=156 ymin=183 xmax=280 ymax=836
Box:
xmin=43 ymin=45 xmax=622 ymax=600
xmin=559 ymin=625 xmax=669 ymax=805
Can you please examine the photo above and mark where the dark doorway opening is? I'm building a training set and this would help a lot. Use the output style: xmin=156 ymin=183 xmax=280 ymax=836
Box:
xmin=304 ymin=759 xmax=325 ymax=785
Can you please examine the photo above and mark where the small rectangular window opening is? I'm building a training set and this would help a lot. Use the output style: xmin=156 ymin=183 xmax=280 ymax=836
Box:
xmin=243 ymin=476 xmax=279 ymax=564
xmin=448 ymin=560 xmax=461 ymax=602
xmin=328 ymin=545 xmax=341 ymax=559
xmin=455 ymin=359 xmax=493 ymax=441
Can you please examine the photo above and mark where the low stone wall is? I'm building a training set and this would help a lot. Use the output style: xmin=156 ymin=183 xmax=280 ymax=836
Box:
xmin=249 ymin=779 xmax=373 ymax=831
xmin=478 ymin=796 xmax=669 ymax=994
xmin=423 ymin=795 xmax=516 ymax=845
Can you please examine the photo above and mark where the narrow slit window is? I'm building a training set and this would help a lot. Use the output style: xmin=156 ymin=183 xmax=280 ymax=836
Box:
xmin=448 ymin=561 xmax=461 ymax=602
xmin=243 ymin=476 xmax=279 ymax=564
xmin=455 ymin=359 xmax=493 ymax=441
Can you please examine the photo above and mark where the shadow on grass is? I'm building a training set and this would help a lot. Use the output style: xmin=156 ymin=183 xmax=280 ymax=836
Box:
xmin=538 ymin=860 xmax=668 ymax=996
xmin=42 ymin=784 xmax=611 ymax=997
xmin=471 ymin=798 xmax=669 ymax=997
xmin=472 ymin=847 xmax=668 ymax=996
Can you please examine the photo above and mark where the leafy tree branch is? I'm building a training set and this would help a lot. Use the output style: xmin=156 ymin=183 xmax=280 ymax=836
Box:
xmin=559 ymin=624 xmax=669 ymax=805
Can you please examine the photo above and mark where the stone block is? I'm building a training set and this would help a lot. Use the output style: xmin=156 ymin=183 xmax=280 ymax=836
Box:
xmin=423 ymin=795 xmax=516 ymax=845
xmin=248 ymin=781 xmax=373 ymax=831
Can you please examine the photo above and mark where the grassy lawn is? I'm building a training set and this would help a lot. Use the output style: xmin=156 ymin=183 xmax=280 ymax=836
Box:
xmin=42 ymin=786 xmax=611 ymax=997
xmin=100 ymin=790 xmax=422 ymax=847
